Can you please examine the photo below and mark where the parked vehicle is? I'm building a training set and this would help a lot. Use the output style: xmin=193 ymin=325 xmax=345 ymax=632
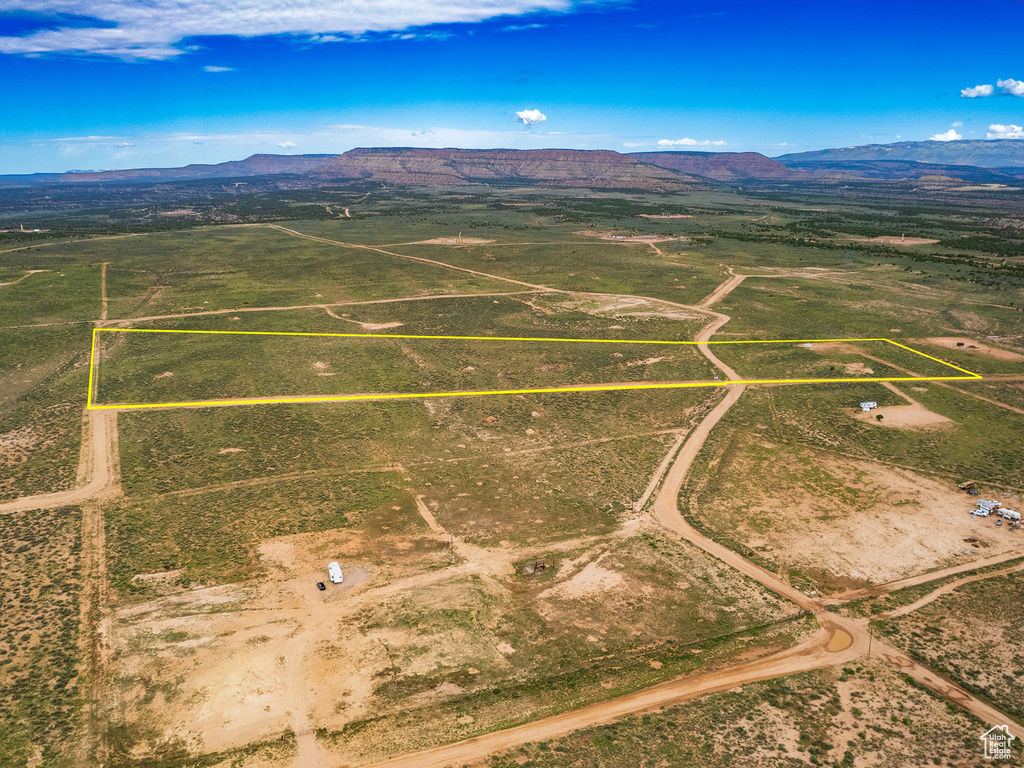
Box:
xmin=328 ymin=561 xmax=344 ymax=584
xmin=316 ymin=582 xmax=326 ymax=591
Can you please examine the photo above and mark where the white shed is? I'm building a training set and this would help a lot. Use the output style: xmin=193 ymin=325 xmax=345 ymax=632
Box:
xmin=328 ymin=561 xmax=344 ymax=584
xmin=860 ymin=401 xmax=878 ymax=412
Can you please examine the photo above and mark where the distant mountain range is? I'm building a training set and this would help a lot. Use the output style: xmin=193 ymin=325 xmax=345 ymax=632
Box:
xmin=1 ymin=139 xmax=1022 ymax=191
xmin=776 ymin=139 xmax=1024 ymax=169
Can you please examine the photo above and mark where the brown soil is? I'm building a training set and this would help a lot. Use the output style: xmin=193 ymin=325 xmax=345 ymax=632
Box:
xmin=922 ymin=337 xmax=1024 ymax=362
xmin=414 ymin=237 xmax=494 ymax=245
xmin=852 ymin=404 xmax=954 ymax=430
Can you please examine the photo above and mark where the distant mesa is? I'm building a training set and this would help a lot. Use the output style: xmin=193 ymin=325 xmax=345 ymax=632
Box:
xmin=2 ymin=139 xmax=1023 ymax=190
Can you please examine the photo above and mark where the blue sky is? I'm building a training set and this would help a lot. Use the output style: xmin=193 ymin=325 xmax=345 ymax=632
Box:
xmin=2 ymin=0 xmax=1023 ymax=174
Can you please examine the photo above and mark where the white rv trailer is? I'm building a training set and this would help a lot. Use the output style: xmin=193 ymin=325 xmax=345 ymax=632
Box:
xmin=328 ymin=561 xmax=344 ymax=584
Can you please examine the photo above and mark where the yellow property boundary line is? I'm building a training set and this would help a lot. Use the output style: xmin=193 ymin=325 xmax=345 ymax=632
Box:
xmin=86 ymin=328 xmax=981 ymax=410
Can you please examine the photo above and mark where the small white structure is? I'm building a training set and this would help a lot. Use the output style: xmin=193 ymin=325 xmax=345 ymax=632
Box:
xmin=802 ymin=343 xmax=813 ymax=348
xmin=860 ymin=401 xmax=878 ymax=412
xmin=998 ymin=509 xmax=1021 ymax=522
xmin=977 ymin=499 xmax=1001 ymax=513
xmin=328 ymin=561 xmax=344 ymax=584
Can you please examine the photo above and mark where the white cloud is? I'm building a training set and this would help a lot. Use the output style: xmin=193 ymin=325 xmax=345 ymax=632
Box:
xmin=997 ymin=78 xmax=1024 ymax=97
xmin=929 ymin=128 xmax=962 ymax=141
xmin=657 ymin=138 xmax=727 ymax=147
xmin=515 ymin=108 xmax=547 ymax=126
xmin=987 ymin=124 xmax=1024 ymax=139
xmin=0 ymin=0 xmax=583 ymax=59
xmin=502 ymin=23 xmax=546 ymax=31
xmin=277 ymin=141 xmax=297 ymax=149
xmin=203 ymin=65 xmax=234 ymax=72
xmin=961 ymin=84 xmax=994 ymax=98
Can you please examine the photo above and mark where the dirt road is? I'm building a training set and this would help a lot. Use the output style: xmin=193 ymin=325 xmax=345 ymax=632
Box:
xmin=828 ymin=550 xmax=1024 ymax=603
xmin=357 ymin=622 xmax=863 ymax=768
xmin=0 ymin=408 xmax=119 ymax=514
xmin=99 ymin=290 xmax=543 ymax=327
xmin=100 ymin=262 xmax=109 ymax=321
xmin=877 ymin=641 xmax=1023 ymax=739
xmin=878 ymin=562 xmax=1024 ymax=619
xmin=267 ymin=225 xmax=554 ymax=291
xmin=0 ymin=269 xmax=48 ymax=288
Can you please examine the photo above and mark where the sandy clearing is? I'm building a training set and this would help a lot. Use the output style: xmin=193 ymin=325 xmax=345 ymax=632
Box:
xmin=358 ymin=321 xmax=405 ymax=331
xmin=852 ymin=404 xmax=955 ymax=430
xmin=414 ymin=237 xmax=494 ymax=245
xmin=922 ymin=337 xmax=1024 ymax=362
xmin=625 ymin=356 xmax=669 ymax=367
xmin=536 ymin=560 xmax=623 ymax=602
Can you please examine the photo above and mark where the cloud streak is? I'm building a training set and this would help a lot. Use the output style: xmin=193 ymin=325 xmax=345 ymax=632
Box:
xmin=960 ymin=79 xmax=1024 ymax=98
xmin=0 ymin=0 xmax=583 ymax=59
xmin=657 ymin=138 xmax=726 ymax=147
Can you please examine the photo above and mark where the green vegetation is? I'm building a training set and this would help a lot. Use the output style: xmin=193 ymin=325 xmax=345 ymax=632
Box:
xmin=0 ymin=505 xmax=84 ymax=767
xmin=485 ymin=660 xmax=986 ymax=768
xmin=0 ymin=326 xmax=91 ymax=500
xmin=106 ymin=472 xmax=405 ymax=589
xmin=878 ymin=571 xmax=1024 ymax=721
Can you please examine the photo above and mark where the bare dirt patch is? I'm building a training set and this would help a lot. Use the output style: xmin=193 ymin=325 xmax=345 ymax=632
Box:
xmin=218 ymin=447 xmax=246 ymax=455
xmin=625 ymin=356 xmax=670 ymax=368
xmin=852 ymin=404 xmax=954 ymax=431
xmin=575 ymin=230 xmax=675 ymax=243
xmin=843 ymin=362 xmax=874 ymax=376
xmin=921 ymin=337 xmax=1024 ymax=362
xmin=639 ymin=214 xmax=694 ymax=219
xmin=697 ymin=445 xmax=1019 ymax=585
xmin=855 ymin=236 xmax=940 ymax=246
xmin=415 ymin=237 xmax=494 ymax=245
xmin=358 ymin=321 xmax=405 ymax=331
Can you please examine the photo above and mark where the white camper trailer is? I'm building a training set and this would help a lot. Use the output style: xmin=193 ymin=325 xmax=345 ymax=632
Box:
xmin=328 ymin=561 xmax=344 ymax=584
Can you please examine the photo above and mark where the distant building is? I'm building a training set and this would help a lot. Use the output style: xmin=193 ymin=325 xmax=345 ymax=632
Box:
xmin=860 ymin=401 xmax=878 ymax=412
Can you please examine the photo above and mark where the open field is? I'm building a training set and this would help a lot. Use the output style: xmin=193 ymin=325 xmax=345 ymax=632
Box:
xmin=90 ymin=328 xmax=719 ymax=407
xmin=0 ymin=326 xmax=91 ymax=500
xmin=2 ymin=182 xmax=1024 ymax=766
